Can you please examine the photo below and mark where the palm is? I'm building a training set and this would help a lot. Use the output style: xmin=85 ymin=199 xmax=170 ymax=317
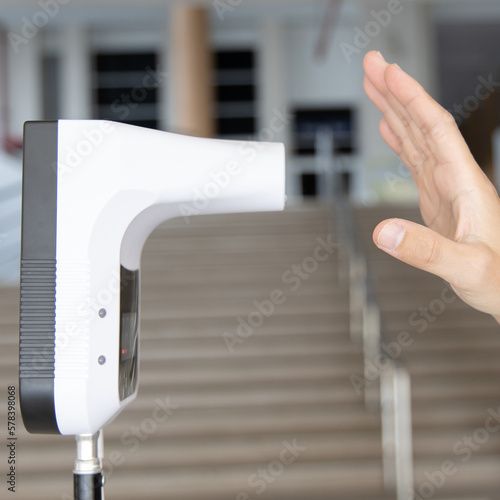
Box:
xmin=418 ymin=162 xmax=463 ymax=240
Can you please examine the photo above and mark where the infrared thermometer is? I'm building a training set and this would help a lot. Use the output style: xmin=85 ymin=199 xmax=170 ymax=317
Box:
xmin=19 ymin=120 xmax=285 ymax=498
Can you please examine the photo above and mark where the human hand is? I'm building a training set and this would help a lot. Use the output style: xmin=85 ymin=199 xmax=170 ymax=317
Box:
xmin=363 ymin=50 xmax=500 ymax=323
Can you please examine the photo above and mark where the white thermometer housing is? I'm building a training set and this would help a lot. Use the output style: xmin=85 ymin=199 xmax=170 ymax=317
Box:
xmin=20 ymin=120 xmax=285 ymax=435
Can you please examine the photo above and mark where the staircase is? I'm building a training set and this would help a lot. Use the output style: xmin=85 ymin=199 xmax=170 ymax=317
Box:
xmin=0 ymin=204 xmax=386 ymax=500
xmin=2 ymin=203 xmax=500 ymax=499
xmin=356 ymin=205 xmax=500 ymax=499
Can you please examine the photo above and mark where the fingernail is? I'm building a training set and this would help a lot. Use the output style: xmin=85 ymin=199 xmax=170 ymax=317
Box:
xmin=393 ymin=63 xmax=401 ymax=70
xmin=377 ymin=220 xmax=405 ymax=251
xmin=376 ymin=51 xmax=385 ymax=61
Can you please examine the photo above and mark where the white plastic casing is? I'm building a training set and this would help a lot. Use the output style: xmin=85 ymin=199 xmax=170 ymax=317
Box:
xmin=53 ymin=120 xmax=285 ymax=435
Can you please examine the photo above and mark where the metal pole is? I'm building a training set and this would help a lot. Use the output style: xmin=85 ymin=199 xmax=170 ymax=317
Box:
xmin=381 ymin=364 xmax=414 ymax=500
xmin=73 ymin=431 xmax=104 ymax=500
xmin=381 ymin=366 xmax=396 ymax=491
xmin=394 ymin=366 xmax=414 ymax=500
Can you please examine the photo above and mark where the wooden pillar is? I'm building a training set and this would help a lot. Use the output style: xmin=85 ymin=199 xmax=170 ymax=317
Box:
xmin=171 ymin=5 xmax=215 ymax=138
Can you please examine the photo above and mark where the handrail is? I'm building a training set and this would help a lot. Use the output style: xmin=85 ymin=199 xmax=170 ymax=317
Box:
xmin=345 ymin=193 xmax=414 ymax=500
xmin=315 ymin=129 xmax=413 ymax=499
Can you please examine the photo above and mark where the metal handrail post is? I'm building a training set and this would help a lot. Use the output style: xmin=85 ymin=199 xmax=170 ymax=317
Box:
xmin=362 ymin=298 xmax=381 ymax=411
xmin=317 ymin=134 xmax=414 ymax=498
xmin=394 ymin=365 xmax=413 ymax=500
xmin=381 ymin=364 xmax=414 ymax=499
xmin=381 ymin=365 xmax=396 ymax=491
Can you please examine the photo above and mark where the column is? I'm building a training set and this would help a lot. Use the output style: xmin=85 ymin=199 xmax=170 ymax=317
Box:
xmin=170 ymin=5 xmax=215 ymax=138
xmin=7 ymin=31 xmax=43 ymax=139
xmin=60 ymin=26 xmax=92 ymax=119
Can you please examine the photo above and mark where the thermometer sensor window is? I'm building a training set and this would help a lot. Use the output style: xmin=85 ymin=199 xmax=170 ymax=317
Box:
xmin=119 ymin=266 xmax=139 ymax=401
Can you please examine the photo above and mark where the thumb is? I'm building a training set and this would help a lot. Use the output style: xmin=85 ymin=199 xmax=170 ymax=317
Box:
xmin=373 ymin=218 xmax=471 ymax=284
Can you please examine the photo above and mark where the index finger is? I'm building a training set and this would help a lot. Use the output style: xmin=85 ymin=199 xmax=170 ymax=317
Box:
xmin=382 ymin=62 xmax=476 ymax=167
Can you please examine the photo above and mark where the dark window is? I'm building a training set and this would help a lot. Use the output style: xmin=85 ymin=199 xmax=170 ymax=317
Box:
xmin=217 ymin=117 xmax=256 ymax=136
xmin=293 ymin=108 xmax=355 ymax=156
xmin=96 ymin=53 xmax=157 ymax=73
xmin=215 ymin=51 xmax=255 ymax=70
xmin=93 ymin=52 xmax=159 ymax=129
xmin=216 ymin=84 xmax=255 ymax=103
xmin=301 ymin=173 xmax=318 ymax=197
xmin=214 ymin=49 xmax=257 ymax=138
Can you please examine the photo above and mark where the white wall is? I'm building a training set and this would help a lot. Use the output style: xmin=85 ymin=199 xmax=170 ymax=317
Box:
xmin=286 ymin=24 xmax=362 ymax=106
xmin=7 ymin=33 xmax=43 ymax=139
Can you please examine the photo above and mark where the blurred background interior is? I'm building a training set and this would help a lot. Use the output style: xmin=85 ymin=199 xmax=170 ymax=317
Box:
xmin=2 ymin=0 xmax=500 ymax=499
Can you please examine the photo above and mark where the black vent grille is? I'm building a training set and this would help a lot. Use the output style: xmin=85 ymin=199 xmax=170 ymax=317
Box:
xmin=19 ymin=259 xmax=56 ymax=379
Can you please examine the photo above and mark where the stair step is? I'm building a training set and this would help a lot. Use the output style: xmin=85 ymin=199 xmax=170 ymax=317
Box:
xmin=140 ymin=293 xmax=348 ymax=319
xmin=141 ymin=312 xmax=350 ymax=339
xmin=22 ymin=404 xmax=380 ymax=443
xmin=413 ymin=456 xmax=500 ymax=495
xmin=16 ymin=431 xmax=384 ymax=473
xmin=144 ymin=233 xmax=334 ymax=254
xmin=402 ymin=356 xmax=500 ymax=376
xmin=14 ymin=460 xmax=385 ymax=500
xmin=141 ymin=280 xmax=344 ymax=299
xmin=411 ymin=375 xmax=500 ymax=401
xmin=141 ymin=263 xmax=339 ymax=286
xmin=132 ymin=379 xmax=361 ymax=409
xmin=142 ymin=249 xmax=337 ymax=269
xmin=382 ymin=308 xmax=497 ymax=331
xmin=413 ymin=428 xmax=500 ymax=457
xmin=383 ymin=328 xmax=500 ymax=347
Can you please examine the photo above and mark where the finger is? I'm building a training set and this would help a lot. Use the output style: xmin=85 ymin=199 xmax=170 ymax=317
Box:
xmin=373 ymin=218 xmax=473 ymax=286
xmin=378 ymin=118 xmax=418 ymax=186
xmin=364 ymin=53 xmax=416 ymax=133
xmin=363 ymin=54 xmax=413 ymax=137
xmin=365 ymin=77 xmax=429 ymax=177
xmin=379 ymin=118 xmax=402 ymax=155
xmin=364 ymin=58 xmax=430 ymax=174
xmin=363 ymin=73 xmax=389 ymax=116
xmin=383 ymin=64 xmax=476 ymax=168
xmin=364 ymin=76 xmax=410 ymax=151
xmin=378 ymin=118 xmax=423 ymax=185
xmin=366 ymin=52 xmax=478 ymax=187
xmin=363 ymin=50 xmax=389 ymax=82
